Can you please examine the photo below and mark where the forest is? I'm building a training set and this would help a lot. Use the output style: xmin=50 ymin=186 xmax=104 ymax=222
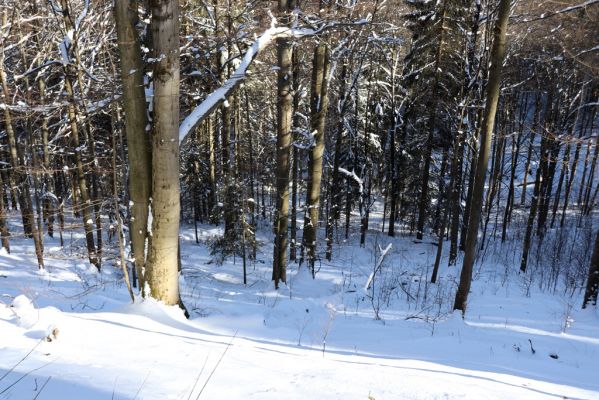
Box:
xmin=0 ymin=0 xmax=598 ymax=399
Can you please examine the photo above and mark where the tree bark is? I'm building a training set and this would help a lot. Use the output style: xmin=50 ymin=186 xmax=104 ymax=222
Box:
xmin=303 ymin=43 xmax=330 ymax=275
xmin=0 ymin=36 xmax=42 ymax=268
xmin=454 ymin=0 xmax=511 ymax=315
xmin=145 ymin=0 xmax=181 ymax=305
xmin=114 ymin=0 xmax=152 ymax=293
xmin=272 ymin=0 xmax=295 ymax=288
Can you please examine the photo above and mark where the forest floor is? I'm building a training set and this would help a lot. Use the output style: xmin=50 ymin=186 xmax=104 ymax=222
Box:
xmin=1 ymin=209 xmax=598 ymax=399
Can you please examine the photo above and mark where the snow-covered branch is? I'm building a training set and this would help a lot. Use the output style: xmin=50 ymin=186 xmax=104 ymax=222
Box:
xmin=0 ymin=95 xmax=119 ymax=113
xmin=179 ymin=18 xmax=370 ymax=144
xmin=364 ymin=243 xmax=393 ymax=292
xmin=338 ymin=167 xmax=364 ymax=194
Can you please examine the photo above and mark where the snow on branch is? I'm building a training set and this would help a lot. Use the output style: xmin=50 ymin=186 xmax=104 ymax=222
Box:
xmin=0 ymin=94 xmax=119 ymax=114
xmin=364 ymin=243 xmax=393 ymax=292
xmin=338 ymin=167 xmax=364 ymax=194
xmin=179 ymin=17 xmax=370 ymax=144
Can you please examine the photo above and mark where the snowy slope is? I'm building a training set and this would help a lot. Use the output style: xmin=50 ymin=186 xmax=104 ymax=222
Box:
xmin=1 ymin=217 xmax=598 ymax=400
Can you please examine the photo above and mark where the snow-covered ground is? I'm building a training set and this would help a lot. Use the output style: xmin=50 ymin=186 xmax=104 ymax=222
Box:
xmin=1 ymin=211 xmax=598 ymax=399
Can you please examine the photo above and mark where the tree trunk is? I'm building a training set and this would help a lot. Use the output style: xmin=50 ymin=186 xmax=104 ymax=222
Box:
xmin=480 ymin=118 xmax=506 ymax=249
xmin=0 ymin=37 xmax=42 ymax=268
xmin=560 ymin=88 xmax=589 ymax=226
xmin=583 ymin=230 xmax=599 ymax=308
xmin=520 ymin=95 xmax=542 ymax=207
xmin=0 ymin=171 xmax=10 ymax=252
xmin=290 ymin=50 xmax=300 ymax=262
xmin=325 ymin=64 xmax=347 ymax=261
xmin=272 ymin=0 xmax=295 ymax=288
xmin=520 ymin=133 xmax=549 ymax=273
xmin=582 ymin=134 xmax=598 ymax=215
xmin=114 ymin=0 xmax=152 ymax=292
xmin=454 ymin=0 xmax=511 ymax=315
xmin=145 ymin=0 xmax=181 ymax=306
xmin=303 ymin=43 xmax=330 ymax=275
xmin=416 ymin=2 xmax=448 ymax=240
xmin=0 ymin=42 xmax=35 ymax=239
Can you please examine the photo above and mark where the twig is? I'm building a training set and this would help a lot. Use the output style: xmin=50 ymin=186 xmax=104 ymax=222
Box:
xmin=111 ymin=377 xmax=118 ymax=400
xmin=132 ymin=370 xmax=151 ymax=400
xmin=32 ymin=376 xmax=52 ymax=400
xmin=0 ymin=359 xmax=55 ymax=396
xmin=187 ymin=355 xmax=209 ymax=400
xmin=0 ymin=339 xmax=43 ymax=383
xmin=195 ymin=332 xmax=237 ymax=399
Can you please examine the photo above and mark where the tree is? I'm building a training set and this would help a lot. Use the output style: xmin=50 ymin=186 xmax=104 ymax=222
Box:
xmin=272 ymin=0 xmax=295 ymax=288
xmin=303 ymin=42 xmax=330 ymax=276
xmin=114 ymin=0 xmax=152 ymax=293
xmin=583 ymin=230 xmax=599 ymax=308
xmin=454 ymin=0 xmax=512 ymax=315
xmin=145 ymin=0 xmax=181 ymax=306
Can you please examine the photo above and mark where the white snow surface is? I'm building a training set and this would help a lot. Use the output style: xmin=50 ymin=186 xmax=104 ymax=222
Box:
xmin=1 ymin=214 xmax=599 ymax=399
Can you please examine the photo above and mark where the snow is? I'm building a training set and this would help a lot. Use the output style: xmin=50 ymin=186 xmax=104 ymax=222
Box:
xmin=58 ymin=35 xmax=71 ymax=65
xmin=338 ymin=167 xmax=364 ymax=194
xmin=1 ymin=207 xmax=598 ymax=399
xmin=9 ymin=295 xmax=38 ymax=329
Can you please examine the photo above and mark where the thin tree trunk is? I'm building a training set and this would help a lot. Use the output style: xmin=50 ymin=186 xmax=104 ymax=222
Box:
xmin=0 ymin=37 xmax=34 ymax=239
xmin=0 ymin=33 xmax=43 ymax=268
xmin=560 ymin=90 xmax=590 ymax=227
xmin=481 ymin=118 xmax=506 ymax=249
xmin=326 ymin=63 xmax=347 ymax=261
xmin=520 ymin=95 xmax=541 ymax=207
xmin=460 ymin=115 xmax=480 ymax=252
xmin=582 ymin=134 xmax=599 ymax=215
xmin=416 ymin=3 xmax=448 ymax=240
xmin=520 ymin=133 xmax=548 ymax=273
xmin=290 ymin=50 xmax=300 ymax=262
xmin=272 ymin=0 xmax=295 ymax=288
xmin=583 ymin=230 xmax=599 ymax=308
xmin=111 ymin=105 xmax=135 ymax=302
xmin=454 ymin=0 xmax=511 ymax=315
xmin=0 ymin=171 xmax=10 ymax=252
xmin=303 ymin=43 xmax=330 ymax=275
xmin=502 ymin=123 xmax=522 ymax=241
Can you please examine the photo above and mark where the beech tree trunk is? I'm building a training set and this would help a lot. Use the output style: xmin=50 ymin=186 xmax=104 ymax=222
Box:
xmin=145 ymin=0 xmax=181 ymax=306
xmin=114 ymin=0 xmax=152 ymax=293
